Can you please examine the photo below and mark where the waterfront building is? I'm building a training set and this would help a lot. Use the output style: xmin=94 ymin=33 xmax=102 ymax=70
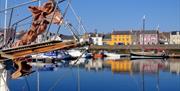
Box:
xmin=159 ymin=32 xmax=170 ymax=44
xmin=170 ymin=31 xmax=180 ymax=44
xmin=110 ymin=30 xmax=132 ymax=45
xmin=139 ymin=30 xmax=159 ymax=45
xmin=131 ymin=30 xmax=140 ymax=45
xmin=102 ymin=33 xmax=112 ymax=45
xmin=91 ymin=34 xmax=103 ymax=45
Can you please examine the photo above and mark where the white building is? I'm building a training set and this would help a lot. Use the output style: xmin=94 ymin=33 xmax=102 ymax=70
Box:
xmin=91 ymin=34 xmax=103 ymax=45
xmin=170 ymin=31 xmax=180 ymax=44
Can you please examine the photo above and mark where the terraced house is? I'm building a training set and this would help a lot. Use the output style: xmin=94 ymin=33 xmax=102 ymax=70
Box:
xmin=139 ymin=30 xmax=159 ymax=45
xmin=170 ymin=31 xmax=180 ymax=44
xmin=110 ymin=31 xmax=132 ymax=45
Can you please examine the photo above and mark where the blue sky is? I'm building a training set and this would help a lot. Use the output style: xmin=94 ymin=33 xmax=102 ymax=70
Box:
xmin=0 ymin=0 xmax=179 ymax=33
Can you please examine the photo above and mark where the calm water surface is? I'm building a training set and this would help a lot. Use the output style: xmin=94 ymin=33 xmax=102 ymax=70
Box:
xmin=3 ymin=58 xmax=180 ymax=91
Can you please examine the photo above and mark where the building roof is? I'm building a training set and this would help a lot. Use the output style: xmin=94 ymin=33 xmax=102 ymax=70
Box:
xmin=159 ymin=32 xmax=170 ymax=37
xmin=103 ymin=33 xmax=111 ymax=39
xmin=143 ymin=30 xmax=158 ymax=34
xmin=132 ymin=30 xmax=158 ymax=34
xmin=171 ymin=31 xmax=180 ymax=32
xmin=112 ymin=30 xmax=131 ymax=35
xmin=88 ymin=32 xmax=104 ymax=37
xmin=171 ymin=31 xmax=180 ymax=35
xmin=131 ymin=30 xmax=141 ymax=35
xmin=60 ymin=34 xmax=74 ymax=40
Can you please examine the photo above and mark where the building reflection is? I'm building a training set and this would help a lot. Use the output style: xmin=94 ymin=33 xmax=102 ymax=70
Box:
xmin=168 ymin=59 xmax=180 ymax=75
xmin=2 ymin=58 xmax=180 ymax=78
xmin=85 ymin=59 xmax=103 ymax=71
xmin=29 ymin=62 xmax=60 ymax=71
xmin=132 ymin=59 xmax=165 ymax=73
xmin=70 ymin=58 xmax=180 ymax=75
xmin=105 ymin=59 xmax=132 ymax=73
xmin=104 ymin=59 xmax=180 ymax=75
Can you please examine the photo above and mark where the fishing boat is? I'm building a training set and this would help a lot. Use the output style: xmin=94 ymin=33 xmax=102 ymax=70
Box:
xmin=130 ymin=51 xmax=167 ymax=59
xmin=93 ymin=51 xmax=107 ymax=59
xmin=130 ymin=16 xmax=167 ymax=59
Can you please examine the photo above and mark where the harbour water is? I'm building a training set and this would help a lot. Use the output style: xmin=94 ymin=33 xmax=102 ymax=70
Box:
xmin=1 ymin=58 xmax=180 ymax=91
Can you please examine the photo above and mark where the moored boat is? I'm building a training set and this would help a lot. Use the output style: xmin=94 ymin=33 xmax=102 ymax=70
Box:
xmin=68 ymin=49 xmax=92 ymax=58
xmin=130 ymin=51 xmax=168 ymax=59
xmin=31 ymin=50 xmax=74 ymax=60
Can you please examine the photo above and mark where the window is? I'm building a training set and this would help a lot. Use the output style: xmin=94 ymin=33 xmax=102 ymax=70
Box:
xmin=96 ymin=38 xmax=98 ymax=41
xmin=171 ymin=32 xmax=177 ymax=35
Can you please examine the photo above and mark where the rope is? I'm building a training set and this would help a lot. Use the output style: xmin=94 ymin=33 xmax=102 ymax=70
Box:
xmin=70 ymin=23 xmax=81 ymax=37
xmin=12 ymin=15 xmax=32 ymax=27
xmin=54 ymin=0 xmax=71 ymax=40
xmin=64 ymin=22 xmax=79 ymax=41
xmin=69 ymin=2 xmax=87 ymax=33
xmin=45 ymin=0 xmax=59 ymax=38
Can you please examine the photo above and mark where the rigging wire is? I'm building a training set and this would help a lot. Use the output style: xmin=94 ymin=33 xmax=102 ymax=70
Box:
xmin=48 ymin=45 xmax=89 ymax=91
xmin=0 ymin=0 xmax=39 ymax=13
xmin=13 ymin=22 xmax=32 ymax=28
xmin=64 ymin=22 xmax=79 ymax=41
xmin=24 ymin=76 xmax=31 ymax=91
xmin=45 ymin=0 xmax=60 ymax=38
xmin=54 ymin=0 xmax=71 ymax=40
xmin=69 ymin=2 xmax=87 ymax=34
xmin=48 ymin=69 xmax=72 ymax=91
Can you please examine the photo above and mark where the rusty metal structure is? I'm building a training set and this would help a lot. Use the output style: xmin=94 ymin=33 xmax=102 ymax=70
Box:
xmin=0 ymin=0 xmax=89 ymax=79
xmin=12 ymin=0 xmax=63 ymax=47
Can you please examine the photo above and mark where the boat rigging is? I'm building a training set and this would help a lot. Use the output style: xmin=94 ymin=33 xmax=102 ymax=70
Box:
xmin=0 ymin=0 xmax=90 ymax=79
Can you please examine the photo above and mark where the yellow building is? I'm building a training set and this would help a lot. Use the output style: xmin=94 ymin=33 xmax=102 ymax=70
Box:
xmin=103 ymin=39 xmax=113 ymax=45
xmin=110 ymin=31 xmax=132 ymax=45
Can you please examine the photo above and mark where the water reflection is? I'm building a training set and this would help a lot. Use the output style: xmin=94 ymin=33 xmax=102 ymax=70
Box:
xmin=1 ymin=58 xmax=180 ymax=91
xmin=85 ymin=59 xmax=103 ymax=71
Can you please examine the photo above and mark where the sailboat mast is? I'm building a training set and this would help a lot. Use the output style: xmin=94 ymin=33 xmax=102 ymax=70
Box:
xmin=142 ymin=15 xmax=146 ymax=46
xmin=38 ymin=0 xmax=41 ymax=6
xmin=4 ymin=0 xmax=7 ymax=45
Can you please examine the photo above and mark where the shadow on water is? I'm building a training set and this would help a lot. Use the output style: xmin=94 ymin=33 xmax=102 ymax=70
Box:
xmin=1 ymin=58 xmax=180 ymax=91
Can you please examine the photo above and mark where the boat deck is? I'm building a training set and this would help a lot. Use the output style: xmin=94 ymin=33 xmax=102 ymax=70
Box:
xmin=0 ymin=40 xmax=84 ymax=59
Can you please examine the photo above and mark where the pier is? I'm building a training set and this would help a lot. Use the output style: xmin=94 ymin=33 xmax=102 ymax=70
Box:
xmin=89 ymin=44 xmax=180 ymax=53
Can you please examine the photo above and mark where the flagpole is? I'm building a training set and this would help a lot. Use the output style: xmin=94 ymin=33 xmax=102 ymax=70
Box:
xmin=4 ymin=0 xmax=7 ymax=45
xmin=142 ymin=15 xmax=145 ymax=46
xmin=38 ymin=0 xmax=41 ymax=6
